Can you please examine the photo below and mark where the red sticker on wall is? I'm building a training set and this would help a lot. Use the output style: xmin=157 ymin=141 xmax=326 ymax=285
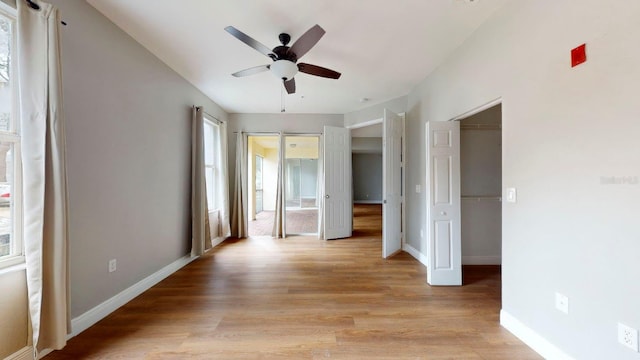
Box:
xmin=571 ymin=44 xmax=587 ymax=67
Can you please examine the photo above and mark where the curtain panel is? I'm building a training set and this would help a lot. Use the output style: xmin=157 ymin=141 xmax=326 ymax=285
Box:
xmin=191 ymin=106 xmax=211 ymax=257
xmin=17 ymin=0 xmax=70 ymax=355
xmin=271 ymin=133 xmax=285 ymax=238
xmin=218 ymin=121 xmax=231 ymax=238
xmin=231 ymin=132 xmax=248 ymax=237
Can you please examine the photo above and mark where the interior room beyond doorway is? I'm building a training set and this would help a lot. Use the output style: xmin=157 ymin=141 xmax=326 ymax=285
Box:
xmin=247 ymin=135 xmax=320 ymax=237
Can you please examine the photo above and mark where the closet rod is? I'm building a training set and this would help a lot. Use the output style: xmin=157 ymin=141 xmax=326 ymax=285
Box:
xmin=233 ymin=131 xmax=321 ymax=136
xmin=461 ymin=196 xmax=502 ymax=201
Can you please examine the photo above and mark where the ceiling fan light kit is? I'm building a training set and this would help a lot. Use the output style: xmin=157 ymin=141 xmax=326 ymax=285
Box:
xmin=271 ymin=60 xmax=298 ymax=81
xmin=225 ymin=24 xmax=341 ymax=95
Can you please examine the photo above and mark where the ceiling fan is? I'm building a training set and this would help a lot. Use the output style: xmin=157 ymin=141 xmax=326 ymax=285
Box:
xmin=225 ymin=24 xmax=341 ymax=94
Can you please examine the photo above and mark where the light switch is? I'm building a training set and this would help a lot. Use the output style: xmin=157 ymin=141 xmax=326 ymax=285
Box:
xmin=506 ymin=188 xmax=517 ymax=203
xmin=416 ymin=185 xmax=421 ymax=193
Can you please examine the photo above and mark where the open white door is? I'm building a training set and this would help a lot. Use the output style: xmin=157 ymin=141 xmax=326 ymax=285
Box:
xmin=323 ymin=126 xmax=352 ymax=239
xmin=426 ymin=121 xmax=462 ymax=285
xmin=383 ymin=109 xmax=403 ymax=258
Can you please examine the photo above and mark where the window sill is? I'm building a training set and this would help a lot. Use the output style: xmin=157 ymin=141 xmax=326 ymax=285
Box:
xmin=0 ymin=261 xmax=26 ymax=276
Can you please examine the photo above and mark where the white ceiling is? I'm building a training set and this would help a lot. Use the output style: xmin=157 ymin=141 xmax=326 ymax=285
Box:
xmin=87 ymin=0 xmax=509 ymax=114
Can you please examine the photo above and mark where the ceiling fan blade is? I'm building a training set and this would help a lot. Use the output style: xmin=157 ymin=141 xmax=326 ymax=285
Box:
xmin=284 ymin=78 xmax=296 ymax=94
xmin=298 ymin=63 xmax=341 ymax=79
xmin=225 ymin=26 xmax=275 ymax=59
xmin=232 ymin=65 xmax=270 ymax=77
xmin=288 ymin=24 xmax=325 ymax=60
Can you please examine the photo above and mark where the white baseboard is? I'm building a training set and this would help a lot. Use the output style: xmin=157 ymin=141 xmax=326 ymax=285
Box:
xmin=462 ymin=255 xmax=501 ymax=265
xmin=353 ymin=200 xmax=383 ymax=204
xmin=402 ymin=243 xmax=428 ymax=267
xmin=211 ymin=236 xmax=226 ymax=248
xmin=500 ymin=310 xmax=575 ymax=360
xmin=69 ymin=254 xmax=197 ymax=338
xmin=5 ymin=346 xmax=32 ymax=360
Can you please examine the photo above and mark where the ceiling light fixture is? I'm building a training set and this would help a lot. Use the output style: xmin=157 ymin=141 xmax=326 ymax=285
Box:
xmin=270 ymin=60 xmax=298 ymax=81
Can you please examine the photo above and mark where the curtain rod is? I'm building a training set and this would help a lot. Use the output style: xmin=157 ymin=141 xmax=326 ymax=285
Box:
xmin=25 ymin=0 xmax=68 ymax=25
xmin=233 ymin=131 xmax=321 ymax=136
xmin=203 ymin=111 xmax=223 ymax=125
xmin=194 ymin=106 xmax=222 ymax=124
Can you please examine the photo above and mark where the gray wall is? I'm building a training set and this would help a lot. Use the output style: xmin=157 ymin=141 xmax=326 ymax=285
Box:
xmin=405 ymin=1 xmax=640 ymax=358
xmin=49 ymin=0 xmax=227 ymax=319
xmin=344 ymin=96 xmax=407 ymax=128
xmin=460 ymin=105 xmax=502 ymax=264
xmin=352 ymin=153 xmax=383 ymax=203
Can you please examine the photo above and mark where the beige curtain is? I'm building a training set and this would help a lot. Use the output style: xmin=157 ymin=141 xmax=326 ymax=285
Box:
xmin=218 ymin=122 xmax=231 ymax=238
xmin=271 ymin=133 xmax=285 ymax=237
xmin=191 ymin=106 xmax=211 ymax=256
xmin=17 ymin=1 xmax=69 ymax=356
xmin=317 ymin=135 xmax=325 ymax=239
xmin=231 ymin=132 xmax=248 ymax=237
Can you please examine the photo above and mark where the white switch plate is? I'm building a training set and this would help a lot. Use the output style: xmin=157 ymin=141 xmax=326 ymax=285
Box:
xmin=555 ymin=292 xmax=569 ymax=314
xmin=506 ymin=188 xmax=517 ymax=203
xmin=108 ymin=259 xmax=117 ymax=273
xmin=416 ymin=184 xmax=421 ymax=193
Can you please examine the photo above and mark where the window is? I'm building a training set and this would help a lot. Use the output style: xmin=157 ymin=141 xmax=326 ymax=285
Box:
xmin=0 ymin=6 xmax=22 ymax=268
xmin=203 ymin=119 xmax=221 ymax=211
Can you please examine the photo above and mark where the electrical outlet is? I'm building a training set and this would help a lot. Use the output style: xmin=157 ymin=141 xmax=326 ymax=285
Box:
xmin=555 ymin=292 xmax=569 ymax=314
xmin=618 ymin=323 xmax=639 ymax=352
xmin=108 ymin=259 xmax=117 ymax=273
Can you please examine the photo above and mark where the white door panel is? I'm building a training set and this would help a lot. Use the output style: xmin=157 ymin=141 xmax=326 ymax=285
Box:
xmin=323 ymin=126 xmax=352 ymax=239
xmin=383 ymin=109 xmax=403 ymax=258
xmin=426 ymin=121 xmax=461 ymax=285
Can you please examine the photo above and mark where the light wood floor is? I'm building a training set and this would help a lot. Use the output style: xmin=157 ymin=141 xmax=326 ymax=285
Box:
xmin=46 ymin=205 xmax=541 ymax=359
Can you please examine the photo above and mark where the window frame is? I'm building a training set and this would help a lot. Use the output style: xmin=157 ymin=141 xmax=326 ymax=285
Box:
xmin=0 ymin=4 xmax=24 ymax=270
xmin=203 ymin=117 xmax=221 ymax=212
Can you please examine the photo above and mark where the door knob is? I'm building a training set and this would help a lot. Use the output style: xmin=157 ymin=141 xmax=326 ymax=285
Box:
xmin=440 ymin=211 xmax=447 ymax=216
xmin=325 ymin=194 xmax=330 ymax=199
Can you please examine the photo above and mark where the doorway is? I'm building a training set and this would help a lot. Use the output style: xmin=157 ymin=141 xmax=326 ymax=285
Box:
xmin=425 ymin=101 xmax=502 ymax=285
xmin=345 ymin=109 xmax=404 ymax=257
xmin=284 ymin=136 xmax=320 ymax=235
xmin=459 ymin=104 xmax=502 ymax=267
xmin=247 ymin=135 xmax=279 ymax=237
xmin=351 ymin=123 xmax=383 ymax=239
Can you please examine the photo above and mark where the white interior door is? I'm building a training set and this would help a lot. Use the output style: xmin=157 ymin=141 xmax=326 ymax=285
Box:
xmin=383 ymin=109 xmax=403 ymax=258
xmin=426 ymin=121 xmax=462 ymax=285
xmin=323 ymin=126 xmax=352 ymax=239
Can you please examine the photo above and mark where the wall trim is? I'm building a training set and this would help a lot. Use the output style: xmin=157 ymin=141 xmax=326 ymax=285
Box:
xmin=211 ymin=236 xmax=226 ymax=248
xmin=450 ymin=97 xmax=502 ymax=121
xmin=403 ymin=243 xmax=428 ymax=267
xmin=345 ymin=117 xmax=382 ymax=129
xmin=462 ymin=255 xmax=501 ymax=265
xmin=5 ymin=346 xmax=32 ymax=360
xmin=500 ymin=310 xmax=575 ymax=360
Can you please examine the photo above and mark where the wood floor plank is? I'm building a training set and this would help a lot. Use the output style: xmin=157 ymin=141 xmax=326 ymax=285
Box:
xmin=45 ymin=204 xmax=541 ymax=359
